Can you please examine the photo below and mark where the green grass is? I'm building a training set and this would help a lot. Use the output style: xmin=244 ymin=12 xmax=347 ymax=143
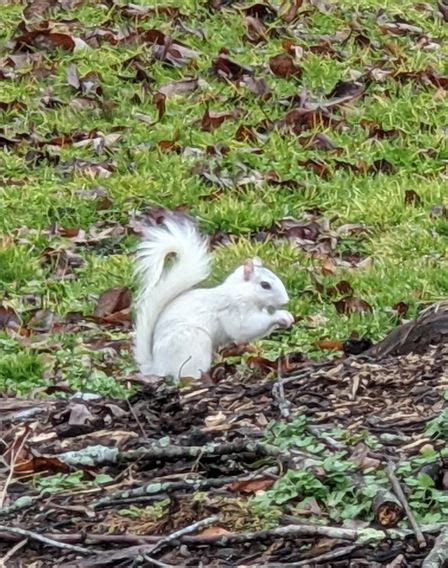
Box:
xmin=0 ymin=0 xmax=447 ymax=393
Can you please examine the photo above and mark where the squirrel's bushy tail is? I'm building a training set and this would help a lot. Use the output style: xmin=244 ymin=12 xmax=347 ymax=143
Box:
xmin=133 ymin=217 xmax=211 ymax=374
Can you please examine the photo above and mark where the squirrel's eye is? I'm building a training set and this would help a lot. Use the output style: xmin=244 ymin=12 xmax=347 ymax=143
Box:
xmin=260 ymin=281 xmax=271 ymax=290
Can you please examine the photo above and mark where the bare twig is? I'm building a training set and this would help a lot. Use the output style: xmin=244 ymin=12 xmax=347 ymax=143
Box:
xmin=386 ymin=462 xmax=427 ymax=548
xmin=0 ymin=524 xmax=95 ymax=555
xmin=126 ymin=398 xmax=147 ymax=438
xmin=0 ymin=538 xmax=28 ymax=567
xmin=180 ymin=523 xmax=362 ymax=544
xmin=0 ymin=524 xmax=445 ymax=549
xmin=93 ymin=467 xmax=278 ymax=509
xmin=121 ymin=440 xmax=291 ymax=463
xmin=65 ymin=517 xmax=218 ymax=568
xmin=272 ymin=356 xmax=292 ymax=420
xmin=139 ymin=557 xmax=174 ymax=568
xmin=422 ymin=526 xmax=448 ymax=567
xmin=56 ymin=440 xmax=291 ymax=468
xmin=150 ymin=515 xmax=219 ymax=554
xmin=0 ymin=430 xmax=31 ymax=508
xmin=285 ymin=544 xmax=359 ymax=566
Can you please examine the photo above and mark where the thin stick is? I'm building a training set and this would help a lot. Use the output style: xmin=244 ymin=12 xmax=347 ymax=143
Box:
xmin=150 ymin=515 xmax=219 ymax=554
xmin=285 ymin=544 xmax=359 ymax=566
xmin=0 ymin=524 xmax=95 ymax=555
xmin=0 ymin=524 xmax=445 ymax=548
xmin=272 ymin=355 xmax=292 ymax=420
xmin=422 ymin=526 xmax=448 ymax=567
xmin=386 ymin=462 xmax=427 ymax=548
xmin=0 ymin=431 xmax=30 ymax=508
xmin=126 ymin=399 xmax=147 ymax=438
xmin=0 ymin=538 xmax=28 ymax=567
xmin=140 ymin=555 xmax=175 ymax=567
xmin=93 ymin=467 xmax=279 ymax=508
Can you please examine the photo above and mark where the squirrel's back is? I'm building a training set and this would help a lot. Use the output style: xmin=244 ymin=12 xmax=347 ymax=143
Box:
xmin=133 ymin=217 xmax=211 ymax=374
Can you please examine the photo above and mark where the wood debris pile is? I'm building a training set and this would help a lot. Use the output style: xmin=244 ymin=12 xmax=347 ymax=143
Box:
xmin=1 ymin=336 xmax=447 ymax=566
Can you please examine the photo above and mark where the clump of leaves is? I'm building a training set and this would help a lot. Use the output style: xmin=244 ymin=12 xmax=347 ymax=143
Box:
xmin=426 ymin=409 xmax=448 ymax=439
xmin=33 ymin=471 xmax=112 ymax=495
xmin=265 ymin=417 xmax=324 ymax=453
xmin=119 ymin=499 xmax=170 ymax=522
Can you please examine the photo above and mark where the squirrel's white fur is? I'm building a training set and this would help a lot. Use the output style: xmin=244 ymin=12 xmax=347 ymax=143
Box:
xmin=134 ymin=216 xmax=294 ymax=379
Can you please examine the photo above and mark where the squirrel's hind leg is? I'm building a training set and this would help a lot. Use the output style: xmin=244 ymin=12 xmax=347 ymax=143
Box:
xmin=152 ymin=326 xmax=212 ymax=380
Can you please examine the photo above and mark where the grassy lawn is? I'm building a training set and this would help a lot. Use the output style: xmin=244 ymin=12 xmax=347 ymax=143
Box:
xmin=0 ymin=0 xmax=447 ymax=393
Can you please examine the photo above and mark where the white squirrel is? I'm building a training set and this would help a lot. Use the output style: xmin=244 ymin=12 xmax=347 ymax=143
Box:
xmin=134 ymin=215 xmax=294 ymax=380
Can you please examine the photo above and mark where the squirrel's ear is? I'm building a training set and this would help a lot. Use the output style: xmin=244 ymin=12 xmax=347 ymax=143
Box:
xmin=243 ymin=259 xmax=254 ymax=281
xmin=252 ymin=256 xmax=263 ymax=267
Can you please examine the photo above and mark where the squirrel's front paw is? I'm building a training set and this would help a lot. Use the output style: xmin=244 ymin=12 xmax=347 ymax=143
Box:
xmin=276 ymin=310 xmax=294 ymax=329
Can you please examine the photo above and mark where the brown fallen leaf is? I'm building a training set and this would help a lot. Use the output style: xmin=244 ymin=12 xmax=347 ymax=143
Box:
xmin=298 ymin=158 xmax=330 ymax=179
xmin=235 ymin=124 xmax=258 ymax=143
xmin=229 ymin=477 xmax=275 ymax=493
xmin=368 ymin=159 xmax=396 ymax=175
xmin=334 ymin=297 xmax=373 ymax=315
xmin=360 ymin=119 xmax=399 ymax=140
xmin=241 ymin=75 xmax=272 ymax=100
xmin=144 ymin=29 xmax=199 ymax=67
xmin=391 ymin=301 xmax=409 ymax=318
xmin=15 ymin=30 xmax=75 ymax=52
xmin=23 ymin=0 xmax=55 ymax=21
xmin=69 ymin=403 xmax=94 ymax=426
xmin=280 ymin=107 xmax=334 ymax=134
xmin=350 ymin=443 xmax=381 ymax=471
xmin=201 ymin=109 xmax=242 ymax=132
xmin=298 ymin=133 xmax=339 ymax=152
xmin=438 ymin=0 xmax=448 ymax=22
xmin=0 ymin=305 xmax=21 ymax=330
xmin=265 ymin=171 xmax=303 ymax=190
xmin=66 ymin=63 xmax=80 ymax=89
xmin=0 ymin=100 xmax=27 ymax=112
xmin=120 ymin=4 xmax=180 ymax=18
xmin=244 ymin=15 xmax=268 ymax=43
xmin=153 ymin=92 xmax=166 ymax=120
xmin=246 ymin=355 xmax=277 ymax=372
xmin=14 ymin=455 xmax=69 ymax=474
xmin=404 ymin=189 xmax=422 ymax=206
xmin=78 ymin=71 xmax=103 ymax=97
xmin=320 ymin=256 xmax=336 ymax=275
xmin=28 ymin=309 xmax=59 ymax=332
xmin=158 ymin=77 xmax=198 ymax=97
xmin=94 ymin=287 xmax=132 ymax=318
xmin=280 ymin=0 xmax=303 ymax=22
xmin=157 ymin=139 xmax=182 ymax=153
xmin=196 ymin=526 xmax=232 ymax=537
xmin=211 ymin=50 xmax=252 ymax=81
xmin=269 ymin=53 xmax=302 ymax=79
xmin=315 ymin=339 xmax=344 ymax=351
xmin=206 ymin=143 xmax=229 ymax=156
xmin=241 ymin=2 xmax=277 ymax=20
xmin=327 ymin=79 xmax=365 ymax=100
xmin=58 ymin=159 xmax=116 ymax=178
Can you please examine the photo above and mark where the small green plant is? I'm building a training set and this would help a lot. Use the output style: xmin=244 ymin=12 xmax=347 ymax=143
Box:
xmin=34 ymin=472 xmax=85 ymax=495
xmin=426 ymin=410 xmax=448 ymax=440
xmin=266 ymin=417 xmax=325 ymax=454
xmin=261 ymin=469 xmax=329 ymax=506
xmin=33 ymin=471 xmax=112 ymax=496
xmin=118 ymin=499 xmax=170 ymax=521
